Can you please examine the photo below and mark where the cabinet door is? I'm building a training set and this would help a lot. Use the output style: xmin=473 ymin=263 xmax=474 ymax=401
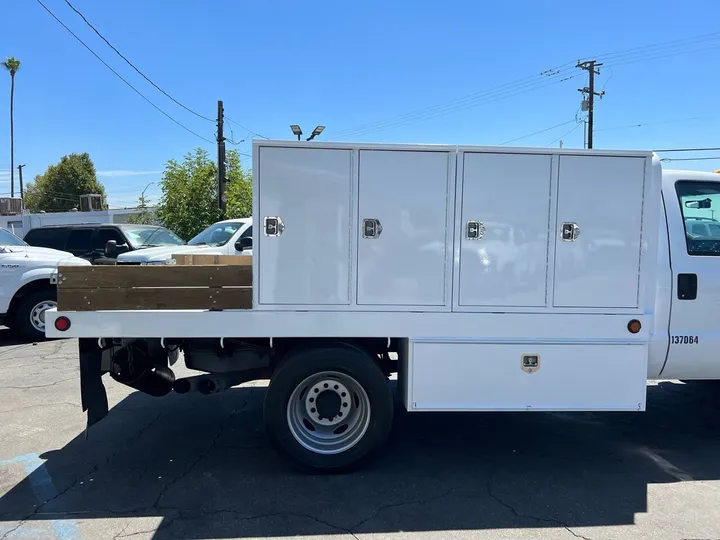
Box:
xmin=553 ymin=155 xmax=646 ymax=308
xmin=357 ymin=150 xmax=451 ymax=307
xmin=258 ymin=147 xmax=352 ymax=306
xmin=458 ymin=152 xmax=552 ymax=308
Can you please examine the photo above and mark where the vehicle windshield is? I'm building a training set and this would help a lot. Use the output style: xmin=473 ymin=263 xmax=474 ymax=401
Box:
xmin=121 ymin=226 xmax=185 ymax=248
xmin=0 ymin=227 xmax=27 ymax=247
xmin=188 ymin=221 xmax=246 ymax=247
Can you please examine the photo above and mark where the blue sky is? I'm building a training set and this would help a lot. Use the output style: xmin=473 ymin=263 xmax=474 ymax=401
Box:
xmin=2 ymin=0 xmax=719 ymax=207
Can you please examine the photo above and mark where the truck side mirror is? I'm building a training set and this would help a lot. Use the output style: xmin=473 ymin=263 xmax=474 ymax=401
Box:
xmin=235 ymin=237 xmax=252 ymax=252
xmin=105 ymin=240 xmax=118 ymax=256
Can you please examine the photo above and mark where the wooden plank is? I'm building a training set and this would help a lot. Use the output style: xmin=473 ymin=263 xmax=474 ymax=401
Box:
xmin=58 ymin=287 xmax=252 ymax=311
xmin=58 ymin=265 xmax=252 ymax=288
xmin=172 ymin=254 xmax=252 ymax=266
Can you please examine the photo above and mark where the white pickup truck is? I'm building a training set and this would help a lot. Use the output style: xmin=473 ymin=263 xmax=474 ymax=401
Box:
xmin=0 ymin=227 xmax=90 ymax=341
xmin=47 ymin=142 xmax=720 ymax=473
xmin=115 ymin=218 xmax=253 ymax=265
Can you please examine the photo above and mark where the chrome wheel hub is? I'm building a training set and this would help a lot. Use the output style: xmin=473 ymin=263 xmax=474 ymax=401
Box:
xmin=287 ymin=371 xmax=371 ymax=455
xmin=30 ymin=300 xmax=57 ymax=332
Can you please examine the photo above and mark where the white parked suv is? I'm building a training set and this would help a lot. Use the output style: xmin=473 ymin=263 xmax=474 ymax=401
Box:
xmin=116 ymin=218 xmax=253 ymax=265
xmin=0 ymin=227 xmax=91 ymax=341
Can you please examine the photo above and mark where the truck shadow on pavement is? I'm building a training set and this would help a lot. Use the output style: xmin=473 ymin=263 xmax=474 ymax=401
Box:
xmin=0 ymin=327 xmax=32 ymax=347
xmin=1 ymin=380 xmax=720 ymax=538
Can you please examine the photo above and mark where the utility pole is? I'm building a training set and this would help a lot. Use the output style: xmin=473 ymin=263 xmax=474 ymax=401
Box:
xmin=17 ymin=164 xmax=25 ymax=200
xmin=217 ymin=100 xmax=226 ymax=216
xmin=576 ymin=60 xmax=604 ymax=149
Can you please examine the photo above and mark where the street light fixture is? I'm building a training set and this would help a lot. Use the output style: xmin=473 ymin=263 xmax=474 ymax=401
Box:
xmin=306 ymin=125 xmax=325 ymax=141
xmin=290 ymin=125 xmax=302 ymax=141
xmin=140 ymin=182 xmax=155 ymax=209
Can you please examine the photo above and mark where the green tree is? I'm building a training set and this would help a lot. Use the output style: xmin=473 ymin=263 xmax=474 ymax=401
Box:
xmin=155 ymin=148 xmax=252 ymax=240
xmin=225 ymin=149 xmax=252 ymax=219
xmin=24 ymin=153 xmax=106 ymax=212
xmin=2 ymin=56 xmax=21 ymax=196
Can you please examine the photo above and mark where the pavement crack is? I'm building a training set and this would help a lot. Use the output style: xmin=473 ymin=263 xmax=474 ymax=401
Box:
xmin=486 ymin=468 xmax=594 ymax=540
xmin=172 ymin=509 xmax=358 ymax=539
xmin=0 ymin=401 xmax=80 ymax=414
xmin=0 ymin=376 xmax=76 ymax=390
xmin=0 ymin=521 xmax=26 ymax=540
xmin=39 ymin=342 xmax=66 ymax=361
xmin=111 ymin=522 xmax=131 ymax=540
xmin=153 ymin=397 xmax=249 ymax=509
xmin=564 ymin=528 xmax=593 ymax=540
xmin=10 ymin=412 xmax=165 ymax=524
xmin=115 ymin=509 xmax=181 ymax=539
xmin=349 ymin=488 xmax=456 ymax=532
xmin=0 ymin=343 xmax=37 ymax=358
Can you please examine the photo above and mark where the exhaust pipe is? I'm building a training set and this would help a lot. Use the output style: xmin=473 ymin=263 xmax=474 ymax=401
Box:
xmin=173 ymin=368 xmax=268 ymax=395
xmin=109 ymin=343 xmax=175 ymax=397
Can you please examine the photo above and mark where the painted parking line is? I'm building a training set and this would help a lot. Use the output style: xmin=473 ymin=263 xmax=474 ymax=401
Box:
xmin=0 ymin=453 xmax=79 ymax=540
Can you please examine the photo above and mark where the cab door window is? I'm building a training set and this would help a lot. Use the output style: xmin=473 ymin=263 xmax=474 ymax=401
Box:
xmin=65 ymin=228 xmax=95 ymax=256
xmin=675 ymin=181 xmax=720 ymax=256
xmin=93 ymin=228 xmax=126 ymax=253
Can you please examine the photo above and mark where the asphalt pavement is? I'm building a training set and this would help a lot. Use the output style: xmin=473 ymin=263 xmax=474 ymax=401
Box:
xmin=1 ymin=328 xmax=720 ymax=540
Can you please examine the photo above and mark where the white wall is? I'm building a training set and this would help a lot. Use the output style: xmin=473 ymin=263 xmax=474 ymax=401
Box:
xmin=0 ymin=207 xmax=156 ymax=238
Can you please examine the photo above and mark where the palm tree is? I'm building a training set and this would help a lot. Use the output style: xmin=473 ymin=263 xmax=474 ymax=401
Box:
xmin=2 ymin=56 xmax=21 ymax=197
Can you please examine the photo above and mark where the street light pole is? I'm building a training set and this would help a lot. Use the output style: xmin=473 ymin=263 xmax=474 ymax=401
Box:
xmin=140 ymin=181 xmax=155 ymax=205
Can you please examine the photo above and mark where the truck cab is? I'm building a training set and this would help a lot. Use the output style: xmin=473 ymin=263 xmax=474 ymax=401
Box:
xmin=0 ymin=227 xmax=90 ymax=341
xmin=23 ymin=224 xmax=185 ymax=265
xmin=651 ymin=169 xmax=720 ymax=379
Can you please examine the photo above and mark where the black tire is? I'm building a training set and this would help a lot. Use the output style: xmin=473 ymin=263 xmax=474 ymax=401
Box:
xmin=264 ymin=343 xmax=394 ymax=473
xmin=12 ymin=289 xmax=57 ymax=342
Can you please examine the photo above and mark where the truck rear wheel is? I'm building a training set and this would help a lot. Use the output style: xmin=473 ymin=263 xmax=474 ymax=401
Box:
xmin=13 ymin=289 xmax=57 ymax=342
xmin=264 ymin=344 xmax=393 ymax=473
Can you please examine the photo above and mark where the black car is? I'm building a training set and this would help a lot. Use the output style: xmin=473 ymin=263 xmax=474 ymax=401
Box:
xmin=23 ymin=223 xmax=185 ymax=264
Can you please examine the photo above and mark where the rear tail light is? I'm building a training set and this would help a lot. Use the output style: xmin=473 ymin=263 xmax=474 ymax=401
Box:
xmin=54 ymin=316 xmax=71 ymax=332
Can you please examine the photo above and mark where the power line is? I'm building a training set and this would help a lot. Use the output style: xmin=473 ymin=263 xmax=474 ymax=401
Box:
xmin=596 ymin=117 xmax=707 ymax=132
xmin=327 ymin=64 xmax=578 ymax=139
xmin=545 ymin=122 xmax=583 ymax=147
xmin=660 ymin=156 xmax=720 ymax=162
xmin=225 ymin=116 xmax=269 ymax=140
xmin=333 ymin=71 xmax=581 ymax=140
xmin=603 ymin=42 xmax=720 ymax=69
xmin=35 ymin=0 xmax=215 ymax=144
xmin=655 ymin=147 xmax=720 ymax=153
xmin=499 ymin=119 xmax=576 ymax=145
xmin=329 ymin=31 xmax=720 ymax=141
xmin=62 ymin=0 xmax=214 ymax=122
xmin=588 ymin=31 xmax=720 ymax=64
xmin=333 ymin=71 xmax=579 ymax=139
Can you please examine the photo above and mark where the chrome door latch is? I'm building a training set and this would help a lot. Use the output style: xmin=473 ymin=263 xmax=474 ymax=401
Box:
xmin=362 ymin=218 xmax=382 ymax=239
xmin=264 ymin=216 xmax=284 ymax=236
xmin=561 ymin=222 xmax=580 ymax=242
xmin=466 ymin=220 xmax=485 ymax=240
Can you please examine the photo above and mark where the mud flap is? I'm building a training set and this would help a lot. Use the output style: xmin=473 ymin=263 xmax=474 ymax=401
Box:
xmin=78 ymin=338 xmax=109 ymax=434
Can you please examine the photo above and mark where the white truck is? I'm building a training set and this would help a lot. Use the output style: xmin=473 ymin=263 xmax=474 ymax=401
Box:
xmin=47 ymin=141 xmax=720 ymax=472
xmin=0 ymin=227 xmax=90 ymax=341
xmin=115 ymin=218 xmax=253 ymax=265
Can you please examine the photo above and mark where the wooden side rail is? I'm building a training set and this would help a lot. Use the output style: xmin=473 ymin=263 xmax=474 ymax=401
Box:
xmin=57 ymin=264 xmax=252 ymax=311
